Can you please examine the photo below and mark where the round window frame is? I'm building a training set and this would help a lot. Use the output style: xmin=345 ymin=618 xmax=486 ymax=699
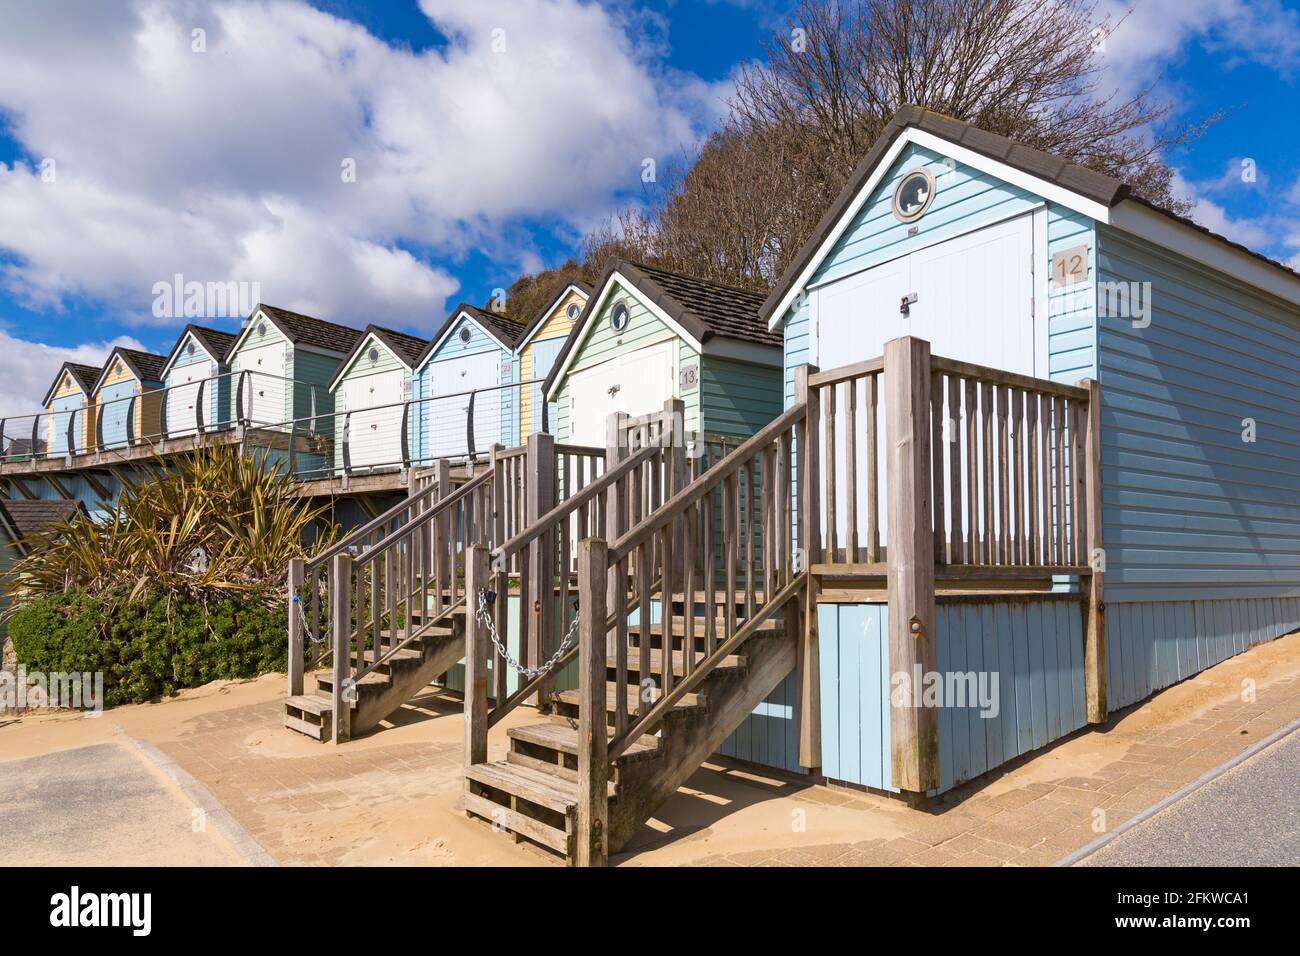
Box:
xmin=609 ymin=300 xmax=631 ymax=334
xmin=367 ymin=346 xmax=380 ymax=364
xmin=891 ymin=167 xmax=937 ymax=223
xmin=566 ymin=302 xmax=582 ymax=321
xmin=458 ymin=326 xmax=473 ymax=344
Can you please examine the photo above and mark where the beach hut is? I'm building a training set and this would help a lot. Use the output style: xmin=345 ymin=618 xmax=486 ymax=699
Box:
xmin=754 ymin=105 xmax=1300 ymax=793
xmin=90 ymin=348 xmax=166 ymax=450
xmin=542 ymin=259 xmax=783 ymax=448
xmin=512 ymin=281 xmax=589 ymax=443
xmin=158 ymin=324 xmax=237 ymax=438
xmin=412 ymin=304 xmax=526 ymax=463
xmin=0 ymin=499 xmax=83 ymax=642
xmin=40 ymin=362 xmax=100 ymax=456
xmin=223 ymin=304 xmax=362 ymax=436
xmin=328 ymin=325 xmax=428 ymax=473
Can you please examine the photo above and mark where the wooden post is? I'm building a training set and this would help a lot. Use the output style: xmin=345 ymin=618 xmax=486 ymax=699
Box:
xmin=794 ymin=365 xmax=822 ymax=771
xmin=883 ymin=337 xmax=937 ymax=793
xmin=575 ymin=537 xmax=609 ymax=867
xmin=288 ymin=558 xmax=305 ymax=697
xmin=330 ymin=552 xmax=352 ymax=745
xmin=465 ymin=544 xmax=490 ymax=766
xmin=605 ymin=412 xmax=628 ymax=652
xmin=1079 ymin=378 xmax=1107 ymax=723
xmin=526 ymin=431 xmax=556 ymax=706
xmin=796 ymin=365 xmax=821 ymax=570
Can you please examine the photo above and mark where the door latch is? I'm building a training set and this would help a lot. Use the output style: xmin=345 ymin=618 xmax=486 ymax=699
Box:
xmin=900 ymin=292 xmax=919 ymax=316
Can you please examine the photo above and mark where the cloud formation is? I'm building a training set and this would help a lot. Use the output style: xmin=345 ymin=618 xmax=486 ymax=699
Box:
xmin=0 ymin=0 xmax=730 ymax=332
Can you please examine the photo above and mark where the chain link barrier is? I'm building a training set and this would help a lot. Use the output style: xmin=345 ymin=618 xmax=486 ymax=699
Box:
xmin=476 ymin=589 xmax=579 ymax=680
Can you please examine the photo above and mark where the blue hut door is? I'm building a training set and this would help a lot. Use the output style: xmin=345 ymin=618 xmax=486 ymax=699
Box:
xmin=530 ymin=336 xmax=565 ymax=436
xmin=427 ymin=350 xmax=500 ymax=460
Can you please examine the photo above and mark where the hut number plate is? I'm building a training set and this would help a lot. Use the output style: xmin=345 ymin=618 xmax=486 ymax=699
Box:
xmin=1052 ymin=245 xmax=1089 ymax=287
xmin=679 ymin=365 xmax=699 ymax=390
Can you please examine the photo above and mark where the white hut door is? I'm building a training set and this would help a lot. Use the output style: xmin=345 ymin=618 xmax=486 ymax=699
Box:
xmin=427 ymin=351 xmax=500 ymax=460
xmin=233 ymin=342 xmax=288 ymax=429
xmin=167 ymin=360 xmax=214 ymax=438
xmin=566 ymin=340 xmax=675 ymax=448
xmin=345 ymin=370 xmax=405 ymax=469
xmin=813 ymin=213 xmax=1035 ymax=559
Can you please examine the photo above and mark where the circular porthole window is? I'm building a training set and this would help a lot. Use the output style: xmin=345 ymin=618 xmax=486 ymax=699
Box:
xmin=566 ymin=302 xmax=581 ymax=321
xmin=368 ymin=346 xmax=379 ymax=364
xmin=609 ymin=301 xmax=630 ymax=333
xmin=892 ymin=168 xmax=936 ymax=222
xmin=459 ymin=326 xmax=472 ymax=344
xmin=256 ymin=321 xmax=267 ymax=337
xmin=186 ymin=341 xmax=196 ymax=356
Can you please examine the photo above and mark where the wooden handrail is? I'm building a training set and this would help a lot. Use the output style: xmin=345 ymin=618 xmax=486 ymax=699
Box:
xmin=930 ymin=355 xmax=1089 ymax=402
xmin=356 ymin=468 xmax=491 ymax=561
xmin=491 ymin=444 xmax=658 ymax=562
xmin=607 ymin=572 xmax=806 ymax=759
xmin=305 ymin=480 xmax=439 ymax=572
xmin=608 ymin=404 xmax=803 ymax=564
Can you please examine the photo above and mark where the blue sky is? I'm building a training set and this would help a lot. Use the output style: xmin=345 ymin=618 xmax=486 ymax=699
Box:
xmin=0 ymin=0 xmax=1298 ymax=420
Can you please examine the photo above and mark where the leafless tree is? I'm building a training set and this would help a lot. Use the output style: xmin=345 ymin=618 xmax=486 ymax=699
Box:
xmin=578 ymin=0 xmax=1218 ymax=291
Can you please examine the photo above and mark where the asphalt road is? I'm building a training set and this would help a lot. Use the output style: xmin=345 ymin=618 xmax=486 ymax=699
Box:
xmin=1083 ymin=727 xmax=1300 ymax=867
xmin=0 ymin=741 xmax=240 ymax=866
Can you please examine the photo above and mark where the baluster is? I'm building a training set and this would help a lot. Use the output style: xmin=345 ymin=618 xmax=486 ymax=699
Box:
xmin=1054 ymin=396 xmax=1067 ymax=565
xmin=822 ymin=383 xmax=837 ymax=563
xmin=931 ymin=372 xmax=946 ymax=564
xmin=997 ymin=385 xmax=1010 ymax=565
xmin=683 ymin=500 xmax=696 ymax=678
xmin=844 ymin=379 xmax=859 ymax=564
xmin=637 ymin=540 xmax=653 ymax=716
xmin=1027 ymin=392 xmax=1040 ymax=567
xmin=1011 ymin=389 xmax=1025 ymax=566
xmin=980 ymin=380 xmax=993 ymax=565
xmin=659 ymin=525 xmax=674 ymax=696
xmin=865 ymin=374 xmax=880 ymax=564
xmin=723 ymin=473 xmax=738 ymax=644
xmin=947 ymin=373 xmax=962 ymax=564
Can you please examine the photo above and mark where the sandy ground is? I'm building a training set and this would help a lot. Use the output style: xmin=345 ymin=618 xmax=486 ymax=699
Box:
xmin=2 ymin=631 xmax=1298 ymax=867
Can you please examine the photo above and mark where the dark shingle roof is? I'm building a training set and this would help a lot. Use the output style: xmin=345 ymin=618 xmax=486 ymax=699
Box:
xmin=516 ymin=280 xmax=593 ymax=347
xmin=368 ymin=325 xmax=428 ymax=366
xmin=541 ymin=259 xmax=779 ymax=397
xmin=255 ymin=303 xmax=364 ymax=354
xmin=0 ymin=498 xmax=84 ymax=550
xmin=762 ymin=105 xmax=1300 ymax=324
xmin=464 ymin=304 xmax=527 ymax=347
xmin=113 ymin=348 xmax=168 ymax=386
xmin=331 ymin=324 xmax=429 ymax=388
xmin=416 ymin=303 xmax=529 ymax=367
xmin=42 ymin=361 xmax=102 ymax=407
xmin=188 ymin=325 xmax=238 ymax=362
xmin=66 ymin=363 xmax=101 ymax=394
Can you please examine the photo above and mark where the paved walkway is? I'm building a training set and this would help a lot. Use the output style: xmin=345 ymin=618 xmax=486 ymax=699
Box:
xmin=1080 ymin=722 xmax=1300 ymax=867
xmin=3 ymin=633 xmax=1299 ymax=866
xmin=0 ymin=742 xmax=244 ymax=866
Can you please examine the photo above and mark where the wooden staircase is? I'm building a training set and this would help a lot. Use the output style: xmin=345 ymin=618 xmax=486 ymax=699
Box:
xmin=461 ymin=400 xmax=811 ymax=864
xmin=463 ymin=593 xmax=796 ymax=857
xmin=284 ymin=615 xmax=465 ymax=741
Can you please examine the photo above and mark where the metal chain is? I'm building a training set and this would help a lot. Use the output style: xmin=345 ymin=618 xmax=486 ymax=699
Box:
xmin=291 ymin=594 xmax=328 ymax=645
xmin=476 ymin=589 xmax=579 ymax=680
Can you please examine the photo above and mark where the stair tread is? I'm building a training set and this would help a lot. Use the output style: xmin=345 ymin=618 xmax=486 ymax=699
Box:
xmin=285 ymin=694 xmax=332 ymax=716
xmin=554 ymin=685 xmax=700 ymax=714
xmin=465 ymin=760 xmax=614 ymax=813
xmin=609 ymin=647 xmax=743 ymax=675
xmin=315 ymin=670 xmax=390 ymax=689
xmin=509 ymin=721 xmax=659 ymax=758
xmin=626 ymin=617 xmax=784 ymax=638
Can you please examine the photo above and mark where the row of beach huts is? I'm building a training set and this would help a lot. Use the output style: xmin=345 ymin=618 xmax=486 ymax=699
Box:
xmin=21 ymin=260 xmax=782 ymax=478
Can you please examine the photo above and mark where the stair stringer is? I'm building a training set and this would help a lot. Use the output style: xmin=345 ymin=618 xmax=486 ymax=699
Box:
xmin=606 ymin=622 xmax=798 ymax=852
xmin=349 ymin=619 xmax=465 ymax=735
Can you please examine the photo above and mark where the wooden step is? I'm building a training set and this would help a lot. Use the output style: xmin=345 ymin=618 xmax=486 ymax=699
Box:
xmin=285 ymin=693 xmax=332 ymax=716
xmin=465 ymin=759 xmax=614 ymax=814
xmin=625 ymin=617 xmax=784 ymax=639
xmin=314 ymin=670 xmax=390 ymax=693
xmin=607 ymin=647 xmax=744 ymax=677
xmin=553 ymin=684 xmax=701 ymax=716
xmin=508 ymin=721 xmax=660 ymax=760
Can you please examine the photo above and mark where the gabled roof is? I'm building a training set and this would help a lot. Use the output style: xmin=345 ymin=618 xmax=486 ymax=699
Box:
xmin=515 ymin=280 xmax=592 ymax=352
xmin=0 ymin=498 xmax=84 ymax=554
xmin=91 ymin=347 xmax=167 ymax=393
xmin=41 ymin=361 xmax=101 ymax=407
xmin=328 ymin=324 xmax=429 ymax=390
xmin=763 ymin=105 xmax=1300 ymax=326
xmin=226 ymin=303 xmax=364 ymax=358
xmin=159 ymin=324 xmax=239 ymax=379
xmin=415 ymin=303 xmax=528 ymax=368
xmin=542 ymin=258 xmax=778 ymax=398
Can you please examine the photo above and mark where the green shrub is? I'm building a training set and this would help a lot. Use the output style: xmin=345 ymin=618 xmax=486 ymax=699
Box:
xmin=8 ymin=587 xmax=287 ymax=706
